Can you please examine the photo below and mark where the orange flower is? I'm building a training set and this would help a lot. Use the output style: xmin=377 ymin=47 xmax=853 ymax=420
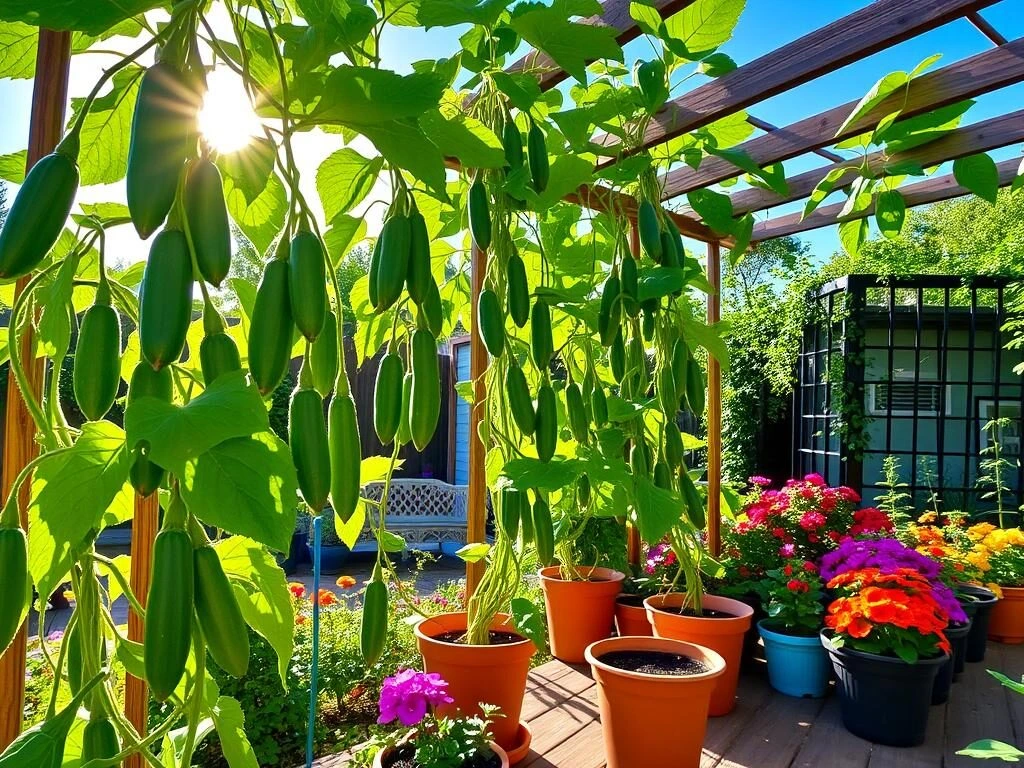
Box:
xmin=312 ymin=588 xmax=336 ymax=607
xmin=336 ymin=575 xmax=357 ymax=589
xmin=288 ymin=582 xmax=305 ymax=599
xmin=296 ymin=614 xmax=307 ymax=625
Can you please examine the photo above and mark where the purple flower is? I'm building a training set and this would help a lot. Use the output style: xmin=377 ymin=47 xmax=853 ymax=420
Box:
xmin=377 ymin=669 xmax=453 ymax=727
xmin=46 ymin=630 xmax=64 ymax=643
xmin=748 ymin=475 xmax=771 ymax=487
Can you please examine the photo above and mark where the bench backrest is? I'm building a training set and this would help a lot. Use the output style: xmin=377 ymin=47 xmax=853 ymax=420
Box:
xmin=362 ymin=478 xmax=469 ymax=522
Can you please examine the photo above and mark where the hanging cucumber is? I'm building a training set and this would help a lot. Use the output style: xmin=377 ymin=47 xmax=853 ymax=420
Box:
xmin=535 ymin=382 xmax=557 ymax=463
xmin=637 ymin=200 xmax=662 ymax=263
xmin=128 ymin=361 xmax=172 ymax=497
xmin=686 ymin=354 xmax=706 ymax=415
xmin=505 ymin=362 xmax=535 ymax=436
xmin=376 ymin=212 xmax=411 ymax=312
xmin=527 ymin=122 xmax=549 ymax=193
xmin=671 ymin=339 xmax=689 ymax=402
xmin=420 ymin=278 xmax=444 ymax=338
xmin=199 ymin=302 xmax=241 ymax=385
xmin=82 ymin=716 xmax=120 ymax=765
xmin=658 ymin=365 xmax=677 ymax=419
xmin=502 ymin=119 xmax=524 ymax=169
xmin=184 ymin=158 xmax=231 ymax=286
xmin=0 ymin=526 xmax=29 ymax=656
xmin=468 ymin=175 xmax=491 ymax=251
xmin=410 ymin=327 xmax=440 ymax=451
xmin=360 ymin=563 xmax=388 ymax=666
xmin=248 ymin=258 xmax=293 ymax=396
xmin=289 ymin=230 xmax=327 ymax=341
xmin=126 ymin=62 xmax=197 ymax=239
xmin=0 ymin=139 xmax=79 ymax=280
xmin=507 ymin=250 xmax=530 ymax=328
xmin=653 ymin=460 xmax=673 ymax=490
xmin=396 ymin=372 xmax=413 ymax=446
xmin=620 ymin=254 xmax=639 ymax=318
xmin=577 ymin=474 xmax=591 ymax=507
xmin=532 ymin=495 xmax=555 ymax=566
xmin=311 ymin=310 xmax=340 ymax=399
xmin=73 ymin=287 xmax=121 ymax=422
xmin=642 ymin=307 xmax=656 ymax=341
xmin=630 ymin=442 xmax=649 ymax=479
xmin=477 ymin=288 xmax=505 ymax=358
xmin=328 ymin=392 xmax=361 ymax=523
xmin=636 ymin=59 xmax=668 ymax=110
xmin=678 ymin=466 xmax=707 ymax=529
xmin=591 ymin=385 xmax=608 ymax=427
xmin=499 ymin=488 xmax=521 ymax=540
xmin=530 ymin=300 xmax=553 ymax=371
xmin=193 ymin=542 xmax=250 ymax=678
xmin=368 ymin=236 xmax=381 ymax=310
xmin=139 ymin=228 xmax=192 ymax=370
xmin=406 ymin=206 xmax=432 ymax=305
xmin=598 ymin=268 xmax=621 ymax=347
xmin=610 ymin=332 xmax=626 ymax=383
xmin=565 ymin=383 xmax=588 ymax=444
xmin=661 ymin=228 xmax=680 ymax=268
xmin=664 ymin=421 xmax=684 ymax=469
xmin=373 ymin=349 xmax=404 ymax=445
xmin=291 ymin=379 xmax=332 ymax=513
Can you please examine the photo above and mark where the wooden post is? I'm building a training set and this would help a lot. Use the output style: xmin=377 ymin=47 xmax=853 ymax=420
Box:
xmin=706 ymin=241 xmax=722 ymax=557
xmin=625 ymin=225 xmax=642 ymax=568
xmin=124 ymin=493 xmax=158 ymax=768
xmin=465 ymin=244 xmax=488 ymax=598
xmin=0 ymin=28 xmax=72 ymax=751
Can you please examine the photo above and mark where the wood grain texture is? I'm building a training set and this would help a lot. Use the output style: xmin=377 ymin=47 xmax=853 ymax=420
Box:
xmin=723 ymin=108 xmax=1024 ymax=216
xmin=595 ymin=0 xmax=1001 ymax=162
xmin=706 ymin=241 xmax=722 ymax=557
xmin=465 ymin=244 xmax=488 ymax=598
xmin=751 ymin=157 xmax=1020 ymax=241
xmin=124 ymin=492 xmax=159 ymax=768
xmin=660 ymin=37 xmax=1024 ymax=199
xmin=0 ymin=28 xmax=71 ymax=751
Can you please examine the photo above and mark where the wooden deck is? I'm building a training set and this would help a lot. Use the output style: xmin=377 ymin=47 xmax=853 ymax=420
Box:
xmin=317 ymin=641 xmax=1024 ymax=767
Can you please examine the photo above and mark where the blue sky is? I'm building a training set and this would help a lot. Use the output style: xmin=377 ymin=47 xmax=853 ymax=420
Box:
xmin=1 ymin=0 xmax=1021 ymax=263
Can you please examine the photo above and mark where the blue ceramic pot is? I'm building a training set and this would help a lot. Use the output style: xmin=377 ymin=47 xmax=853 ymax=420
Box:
xmin=758 ymin=619 xmax=831 ymax=698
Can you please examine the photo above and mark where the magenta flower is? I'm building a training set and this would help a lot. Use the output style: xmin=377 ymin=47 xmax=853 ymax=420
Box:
xmin=803 ymin=473 xmax=826 ymax=487
xmin=779 ymin=542 xmax=796 ymax=557
xmin=378 ymin=669 xmax=454 ymax=726
xmin=748 ymin=475 xmax=771 ymax=487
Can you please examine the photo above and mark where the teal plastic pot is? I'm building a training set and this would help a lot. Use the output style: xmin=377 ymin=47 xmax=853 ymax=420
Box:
xmin=758 ymin=620 xmax=831 ymax=698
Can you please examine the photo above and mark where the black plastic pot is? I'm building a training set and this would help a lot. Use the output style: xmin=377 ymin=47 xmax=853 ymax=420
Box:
xmin=959 ymin=586 xmax=998 ymax=663
xmin=822 ymin=630 xmax=946 ymax=747
xmin=931 ymin=620 xmax=971 ymax=704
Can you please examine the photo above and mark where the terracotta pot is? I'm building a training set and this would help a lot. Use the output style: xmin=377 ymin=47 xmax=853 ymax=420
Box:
xmin=585 ymin=635 xmax=725 ymax=768
xmin=373 ymin=740 xmax=510 ymax=768
xmin=614 ymin=595 xmax=653 ymax=637
xmin=989 ymin=586 xmax=1024 ymax=644
xmin=415 ymin=612 xmax=535 ymax=752
xmin=644 ymin=593 xmax=753 ymax=716
xmin=538 ymin=566 xmax=624 ymax=662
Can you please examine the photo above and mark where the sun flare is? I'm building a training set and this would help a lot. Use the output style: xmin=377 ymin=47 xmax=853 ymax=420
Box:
xmin=198 ymin=69 xmax=262 ymax=154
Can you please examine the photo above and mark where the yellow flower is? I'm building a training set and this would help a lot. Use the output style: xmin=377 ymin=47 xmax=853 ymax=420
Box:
xmin=918 ymin=512 xmax=937 ymax=524
xmin=968 ymin=522 xmax=997 ymax=541
xmin=985 ymin=530 xmax=1010 ymax=553
xmin=1007 ymin=528 xmax=1024 ymax=547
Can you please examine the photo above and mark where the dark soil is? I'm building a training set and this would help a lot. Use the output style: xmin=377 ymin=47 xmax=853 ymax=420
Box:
xmin=616 ymin=594 xmax=647 ymax=608
xmin=432 ymin=630 xmax=524 ymax=645
xmin=668 ymin=607 xmax=736 ymax=619
xmin=383 ymin=743 xmax=502 ymax=768
xmin=598 ymin=650 xmax=710 ymax=676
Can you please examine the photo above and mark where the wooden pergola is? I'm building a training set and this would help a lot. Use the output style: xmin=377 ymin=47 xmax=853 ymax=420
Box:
xmin=1 ymin=0 xmax=1022 ymax=756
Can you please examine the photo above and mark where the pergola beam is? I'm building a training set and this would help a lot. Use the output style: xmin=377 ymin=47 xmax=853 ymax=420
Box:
xmin=968 ymin=10 xmax=1008 ymax=45
xmin=721 ymin=108 xmax=1024 ymax=217
xmin=659 ymin=37 xmax=1024 ymax=201
xmin=751 ymin=157 xmax=1020 ymax=241
xmin=593 ymin=0 xmax=1000 ymax=163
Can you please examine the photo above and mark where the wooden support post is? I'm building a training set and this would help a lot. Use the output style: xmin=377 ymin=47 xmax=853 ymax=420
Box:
xmin=625 ymin=225 xmax=642 ymax=569
xmin=124 ymin=492 xmax=158 ymax=768
xmin=0 ymin=28 xmax=72 ymax=751
xmin=465 ymin=243 xmax=488 ymax=598
xmin=706 ymin=241 xmax=722 ymax=557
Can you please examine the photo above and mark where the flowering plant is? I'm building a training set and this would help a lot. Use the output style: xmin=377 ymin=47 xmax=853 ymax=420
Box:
xmin=899 ymin=512 xmax=987 ymax=587
xmin=825 ymin=568 xmax=951 ymax=663
xmin=965 ymin=523 xmax=1024 ymax=587
xmin=622 ymin=541 xmax=680 ymax=596
xmin=819 ymin=538 xmax=967 ymax=623
xmin=357 ymin=669 xmax=500 ymax=768
xmin=762 ymin=560 xmax=825 ymax=636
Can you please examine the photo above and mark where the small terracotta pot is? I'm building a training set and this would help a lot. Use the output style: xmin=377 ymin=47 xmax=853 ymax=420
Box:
xmin=373 ymin=740 xmax=510 ymax=768
xmin=614 ymin=595 xmax=653 ymax=637
xmin=989 ymin=586 xmax=1024 ymax=644
xmin=586 ymin=635 xmax=725 ymax=768
xmin=644 ymin=593 xmax=753 ymax=716
xmin=538 ymin=566 xmax=624 ymax=662
xmin=415 ymin=612 xmax=535 ymax=752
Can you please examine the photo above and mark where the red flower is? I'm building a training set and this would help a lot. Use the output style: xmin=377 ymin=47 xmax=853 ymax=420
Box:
xmin=288 ymin=582 xmax=305 ymax=599
xmin=803 ymin=561 xmax=818 ymax=573
xmin=783 ymin=564 xmax=794 ymax=576
xmin=787 ymin=579 xmax=808 ymax=593
xmin=312 ymin=588 xmax=337 ymax=607
xmin=772 ymin=527 xmax=785 ymax=539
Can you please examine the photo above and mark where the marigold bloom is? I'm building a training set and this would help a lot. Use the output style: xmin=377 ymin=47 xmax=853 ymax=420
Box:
xmin=337 ymin=575 xmax=357 ymax=589
xmin=312 ymin=588 xmax=337 ymax=606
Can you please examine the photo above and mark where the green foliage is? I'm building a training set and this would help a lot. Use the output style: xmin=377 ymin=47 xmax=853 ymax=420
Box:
xmin=877 ymin=455 xmax=914 ymax=528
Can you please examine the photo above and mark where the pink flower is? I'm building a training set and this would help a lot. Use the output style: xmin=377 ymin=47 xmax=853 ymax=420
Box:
xmin=804 ymin=473 xmax=826 ymax=487
xmin=748 ymin=475 xmax=771 ymax=487
xmin=378 ymin=669 xmax=454 ymax=727
xmin=799 ymin=511 xmax=826 ymax=531
xmin=779 ymin=543 xmax=796 ymax=557
xmin=836 ymin=486 xmax=861 ymax=503
xmin=799 ymin=487 xmax=816 ymax=500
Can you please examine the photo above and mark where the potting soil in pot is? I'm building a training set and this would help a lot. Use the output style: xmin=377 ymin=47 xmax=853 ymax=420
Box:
xmin=432 ymin=630 xmax=523 ymax=645
xmin=382 ymin=744 xmax=502 ymax=768
xmin=598 ymin=650 xmax=710 ymax=676
xmin=664 ymin=607 xmax=736 ymax=619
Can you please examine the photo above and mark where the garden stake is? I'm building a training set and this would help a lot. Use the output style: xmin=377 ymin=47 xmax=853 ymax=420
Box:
xmin=306 ymin=513 xmax=323 ymax=768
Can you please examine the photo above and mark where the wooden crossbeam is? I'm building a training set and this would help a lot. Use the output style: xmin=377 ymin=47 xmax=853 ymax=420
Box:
xmin=968 ymin=11 xmax=1008 ymax=45
xmin=568 ymin=183 xmax=720 ymax=243
xmin=720 ymin=108 xmax=1024 ymax=216
xmin=744 ymin=115 xmax=845 ymax=163
xmin=593 ymin=0 xmax=1001 ymax=164
xmin=659 ymin=37 xmax=1024 ymax=201
xmin=751 ymin=157 xmax=1020 ymax=241
xmin=499 ymin=0 xmax=698 ymax=92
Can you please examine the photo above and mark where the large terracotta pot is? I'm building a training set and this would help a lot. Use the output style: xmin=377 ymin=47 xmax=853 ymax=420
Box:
xmin=374 ymin=741 xmax=510 ymax=768
xmin=644 ymin=593 xmax=753 ymax=716
xmin=614 ymin=595 xmax=653 ymax=637
xmin=989 ymin=586 xmax=1024 ymax=644
xmin=538 ymin=566 xmax=624 ymax=662
xmin=585 ymin=635 xmax=725 ymax=768
xmin=415 ymin=612 xmax=535 ymax=754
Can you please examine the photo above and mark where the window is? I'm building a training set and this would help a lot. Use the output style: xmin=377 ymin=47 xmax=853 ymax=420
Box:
xmin=867 ymin=382 xmax=950 ymax=416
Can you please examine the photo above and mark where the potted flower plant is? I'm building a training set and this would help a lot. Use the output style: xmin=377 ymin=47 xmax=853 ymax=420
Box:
xmin=965 ymin=523 xmax=1024 ymax=644
xmin=585 ymin=635 xmax=726 ymax=768
xmin=613 ymin=542 xmax=677 ymax=637
xmin=757 ymin=559 xmax=831 ymax=698
xmin=356 ymin=669 xmax=509 ymax=768
xmin=821 ymin=567 xmax=951 ymax=746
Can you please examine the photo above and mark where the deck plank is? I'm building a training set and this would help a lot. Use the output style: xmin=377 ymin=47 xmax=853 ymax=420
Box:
xmin=788 ymin=695 xmax=872 ymax=768
xmin=519 ymin=689 xmax=601 ymax=766
xmin=700 ymin=670 xmax=773 ymax=768
xmin=945 ymin=644 xmax=1018 ymax=768
xmin=710 ymin=691 xmax=825 ymax=768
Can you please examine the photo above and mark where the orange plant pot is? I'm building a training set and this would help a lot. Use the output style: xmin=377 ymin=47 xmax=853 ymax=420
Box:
xmin=614 ymin=596 xmax=653 ymax=637
xmin=585 ymin=636 xmax=725 ymax=768
xmin=538 ymin=566 xmax=624 ymax=662
xmin=415 ymin=612 xmax=535 ymax=753
xmin=374 ymin=741 xmax=510 ymax=768
xmin=989 ymin=586 xmax=1024 ymax=644
xmin=644 ymin=593 xmax=753 ymax=716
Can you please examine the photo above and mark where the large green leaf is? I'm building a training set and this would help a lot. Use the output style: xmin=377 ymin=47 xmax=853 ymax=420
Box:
xmin=0 ymin=20 xmax=35 ymax=79
xmin=216 ymin=536 xmax=295 ymax=689
xmin=0 ymin=0 xmax=161 ymax=35
xmin=875 ymin=188 xmax=906 ymax=239
xmin=0 ymin=149 xmax=26 ymax=183
xmin=400 ymin=0 xmax=508 ymax=28
xmin=66 ymin=64 xmax=143 ymax=186
xmin=225 ymin=171 xmax=288 ymax=255
xmin=686 ymin=188 xmax=734 ymax=234
xmin=181 ymin=432 xmax=299 ymax=552
xmin=663 ymin=0 xmax=745 ymax=59
xmin=282 ymin=0 xmax=376 ymax=71
xmin=217 ymin=137 xmax=277 ymax=206
xmin=313 ymin=66 xmax=447 ymax=124
xmin=510 ymin=0 xmax=624 ymax=84
xmin=953 ymin=153 xmax=1000 ymax=205
xmin=28 ymin=423 xmax=134 ymax=598
xmin=210 ymin=695 xmax=260 ymax=768
xmin=419 ymin=109 xmax=505 ymax=168
xmin=955 ymin=740 xmax=1024 ymax=761
xmin=324 ymin=212 xmax=366 ymax=264
xmin=633 ymin=477 xmax=684 ymax=543
xmin=316 ymin=148 xmax=384 ymax=221
xmin=124 ymin=371 xmax=269 ymax=476
xmin=360 ymin=118 xmax=447 ymax=197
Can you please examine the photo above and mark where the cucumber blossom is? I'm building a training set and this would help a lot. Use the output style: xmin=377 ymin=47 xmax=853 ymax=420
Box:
xmin=185 ymin=158 xmax=231 ymax=286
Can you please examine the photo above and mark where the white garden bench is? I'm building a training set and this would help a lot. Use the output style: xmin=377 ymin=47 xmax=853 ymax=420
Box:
xmin=351 ymin=478 xmax=469 ymax=554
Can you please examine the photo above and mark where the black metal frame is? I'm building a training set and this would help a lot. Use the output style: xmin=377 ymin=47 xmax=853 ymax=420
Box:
xmin=794 ymin=274 xmax=1024 ymax=512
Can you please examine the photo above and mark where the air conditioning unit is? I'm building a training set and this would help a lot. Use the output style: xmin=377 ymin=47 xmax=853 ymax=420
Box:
xmin=866 ymin=381 xmax=951 ymax=417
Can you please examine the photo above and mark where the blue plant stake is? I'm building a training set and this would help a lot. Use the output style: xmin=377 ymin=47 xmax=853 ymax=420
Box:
xmin=306 ymin=513 xmax=323 ymax=768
